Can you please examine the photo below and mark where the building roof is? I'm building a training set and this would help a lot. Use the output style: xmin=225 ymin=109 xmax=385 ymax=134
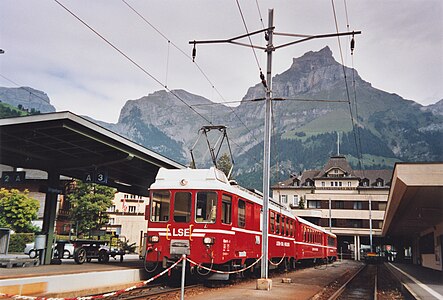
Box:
xmin=271 ymin=155 xmax=393 ymax=189
xmin=0 ymin=112 xmax=185 ymax=196
xmin=382 ymin=162 xmax=443 ymax=238
xmin=316 ymin=155 xmax=355 ymax=178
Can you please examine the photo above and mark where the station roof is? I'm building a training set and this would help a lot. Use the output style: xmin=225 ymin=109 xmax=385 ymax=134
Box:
xmin=0 ymin=112 xmax=185 ymax=196
xmin=382 ymin=163 xmax=443 ymax=239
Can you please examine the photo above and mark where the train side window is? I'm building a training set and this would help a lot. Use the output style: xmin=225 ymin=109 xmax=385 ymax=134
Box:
xmin=269 ymin=211 xmax=275 ymax=233
xmin=150 ymin=190 xmax=170 ymax=222
xmin=275 ymin=214 xmax=280 ymax=234
xmin=289 ymin=220 xmax=293 ymax=237
xmin=221 ymin=194 xmax=232 ymax=224
xmin=238 ymin=199 xmax=246 ymax=228
xmin=281 ymin=216 xmax=286 ymax=236
xmin=196 ymin=191 xmax=217 ymax=223
xmin=173 ymin=192 xmax=192 ymax=223
xmin=286 ymin=218 xmax=292 ymax=235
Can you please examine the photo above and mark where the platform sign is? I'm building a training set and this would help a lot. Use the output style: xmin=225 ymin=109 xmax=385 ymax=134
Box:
xmin=84 ymin=170 xmax=108 ymax=184
xmin=1 ymin=171 xmax=26 ymax=184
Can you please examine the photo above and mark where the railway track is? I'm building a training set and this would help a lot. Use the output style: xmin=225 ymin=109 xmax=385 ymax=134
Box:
xmin=324 ymin=263 xmax=411 ymax=300
xmin=102 ymin=283 xmax=204 ymax=300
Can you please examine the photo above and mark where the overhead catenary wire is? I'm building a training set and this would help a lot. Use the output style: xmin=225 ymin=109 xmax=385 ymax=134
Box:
xmin=235 ymin=0 xmax=263 ymax=74
xmin=255 ymin=0 xmax=266 ymax=29
xmin=190 ymin=97 xmax=348 ymax=107
xmin=55 ymin=0 xmax=262 ymax=167
xmin=53 ymin=0 xmax=212 ymax=125
xmin=120 ymin=0 xmax=260 ymax=146
xmin=331 ymin=0 xmax=364 ymax=171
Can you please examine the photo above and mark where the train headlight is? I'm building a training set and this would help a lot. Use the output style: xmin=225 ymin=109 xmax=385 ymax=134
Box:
xmin=148 ymin=235 xmax=159 ymax=243
xmin=203 ymin=237 xmax=215 ymax=245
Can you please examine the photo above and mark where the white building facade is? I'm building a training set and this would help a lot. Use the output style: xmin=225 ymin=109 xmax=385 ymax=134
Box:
xmin=272 ymin=156 xmax=392 ymax=260
xmin=105 ymin=192 xmax=149 ymax=252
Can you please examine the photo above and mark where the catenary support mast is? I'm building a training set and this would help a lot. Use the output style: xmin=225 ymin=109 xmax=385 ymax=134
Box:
xmin=190 ymin=9 xmax=360 ymax=284
xmin=261 ymin=8 xmax=273 ymax=279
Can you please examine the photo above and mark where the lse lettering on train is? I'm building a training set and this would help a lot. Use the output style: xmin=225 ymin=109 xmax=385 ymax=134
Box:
xmin=165 ymin=224 xmax=194 ymax=240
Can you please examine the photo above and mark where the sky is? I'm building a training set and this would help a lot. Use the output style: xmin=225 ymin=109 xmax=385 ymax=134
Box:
xmin=1 ymin=1 xmax=442 ymax=123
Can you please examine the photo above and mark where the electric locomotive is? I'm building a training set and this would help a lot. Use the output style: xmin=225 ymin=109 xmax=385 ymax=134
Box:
xmin=144 ymin=167 xmax=337 ymax=280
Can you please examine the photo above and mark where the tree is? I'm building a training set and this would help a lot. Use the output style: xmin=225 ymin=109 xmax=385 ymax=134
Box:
xmin=0 ymin=188 xmax=40 ymax=232
xmin=298 ymin=196 xmax=305 ymax=209
xmin=67 ymin=180 xmax=115 ymax=236
xmin=217 ymin=153 xmax=233 ymax=179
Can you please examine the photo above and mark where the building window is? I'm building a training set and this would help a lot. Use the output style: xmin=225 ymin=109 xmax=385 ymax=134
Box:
xmin=378 ymin=203 xmax=387 ymax=210
xmin=372 ymin=220 xmax=383 ymax=229
xmin=330 ymin=182 xmax=334 ymax=187
xmin=124 ymin=194 xmax=129 ymax=199
xmin=350 ymin=219 xmax=363 ymax=228
xmin=322 ymin=182 xmax=325 ymax=187
xmin=280 ymin=194 xmax=288 ymax=204
xmin=108 ymin=218 xmax=115 ymax=225
xmin=108 ymin=205 xmax=116 ymax=212
xmin=293 ymin=195 xmax=299 ymax=207
xmin=353 ymin=201 xmax=363 ymax=210
xmin=128 ymin=206 xmax=136 ymax=213
xmin=339 ymin=182 xmax=342 ymax=187
xmin=335 ymin=201 xmax=344 ymax=209
xmin=348 ymin=182 xmax=352 ymax=187
xmin=308 ymin=200 xmax=321 ymax=209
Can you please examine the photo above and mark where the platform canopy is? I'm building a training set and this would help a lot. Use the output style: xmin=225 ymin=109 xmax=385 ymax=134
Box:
xmin=382 ymin=163 xmax=443 ymax=239
xmin=0 ymin=111 xmax=185 ymax=196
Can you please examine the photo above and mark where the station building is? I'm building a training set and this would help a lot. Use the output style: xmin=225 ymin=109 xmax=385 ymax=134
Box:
xmin=271 ymin=155 xmax=392 ymax=260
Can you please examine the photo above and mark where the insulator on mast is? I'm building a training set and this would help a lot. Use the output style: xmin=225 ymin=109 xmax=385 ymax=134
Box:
xmin=260 ymin=71 xmax=267 ymax=88
xmin=350 ymin=33 xmax=355 ymax=55
xmin=192 ymin=41 xmax=197 ymax=62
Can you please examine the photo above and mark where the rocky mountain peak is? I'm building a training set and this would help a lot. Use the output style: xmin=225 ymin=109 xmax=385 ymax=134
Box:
xmin=290 ymin=46 xmax=336 ymax=70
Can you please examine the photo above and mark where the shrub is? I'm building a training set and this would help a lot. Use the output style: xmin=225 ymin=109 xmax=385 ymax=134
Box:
xmin=8 ymin=233 xmax=34 ymax=253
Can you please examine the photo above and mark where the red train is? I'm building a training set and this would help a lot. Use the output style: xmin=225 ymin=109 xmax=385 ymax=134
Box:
xmin=144 ymin=167 xmax=337 ymax=279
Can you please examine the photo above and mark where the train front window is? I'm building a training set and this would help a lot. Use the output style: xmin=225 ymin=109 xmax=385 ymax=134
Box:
xmin=174 ymin=192 xmax=192 ymax=223
xmin=221 ymin=194 xmax=232 ymax=224
xmin=196 ymin=191 xmax=217 ymax=223
xmin=150 ymin=191 xmax=170 ymax=222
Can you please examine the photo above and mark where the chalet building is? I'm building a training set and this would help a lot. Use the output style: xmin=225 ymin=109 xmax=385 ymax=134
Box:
xmin=104 ymin=192 xmax=149 ymax=252
xmin=271 ymin=156 xmax=392 ymax=260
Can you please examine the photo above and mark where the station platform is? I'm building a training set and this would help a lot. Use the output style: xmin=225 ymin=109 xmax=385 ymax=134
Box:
xmin=0 ymin=254 xmax=148 ymax=297
xmin=386 ymin=262 xmax=443 ymax=299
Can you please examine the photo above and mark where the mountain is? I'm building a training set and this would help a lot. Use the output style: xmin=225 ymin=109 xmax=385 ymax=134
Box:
xmin=422 ymin=99 xmax=443 ymax=116
xmin=0 ymin=87 xmax=56 ymax=114
xmin=1 ymin=47 xmax=441 ymax=190
xmin=111 ymin=46 xmax=442 ymax=189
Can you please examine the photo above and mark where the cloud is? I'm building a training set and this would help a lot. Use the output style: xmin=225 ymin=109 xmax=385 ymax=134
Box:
xmin=1 ymin=0 xmax=442 ymax=122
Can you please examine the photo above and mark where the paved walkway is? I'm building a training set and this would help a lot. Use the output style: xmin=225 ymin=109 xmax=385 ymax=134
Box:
xmin=187 ymin=261 xmax=363 ymax=300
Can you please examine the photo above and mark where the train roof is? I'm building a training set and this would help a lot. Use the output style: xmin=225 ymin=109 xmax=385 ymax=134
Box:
xmin=296 ymin=216 xmax=336 ymax=237
xmin=152 ymin=167 xmax=292 ymax=216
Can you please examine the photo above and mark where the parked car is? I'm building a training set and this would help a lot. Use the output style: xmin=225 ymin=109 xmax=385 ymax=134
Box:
xmin=24 ymin=242 xmax=74 ymax=259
